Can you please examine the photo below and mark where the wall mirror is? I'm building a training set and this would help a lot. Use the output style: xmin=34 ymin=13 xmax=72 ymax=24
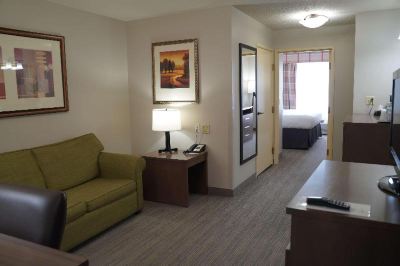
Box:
xmin=239 ymin=43 xmax=257 ymax=164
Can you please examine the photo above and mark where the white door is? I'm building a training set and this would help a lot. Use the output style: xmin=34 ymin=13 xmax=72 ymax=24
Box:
xmin=256 ymin=47 xmax=274 ymax=175
xmin=327 ymin=50 xmax=335 ymax=160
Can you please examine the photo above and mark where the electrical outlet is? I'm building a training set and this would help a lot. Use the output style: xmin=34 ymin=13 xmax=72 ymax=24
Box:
xmin=202 ymin=124 xmax=210 ymax=134
xmin=365 ymin=96 xmax=375 ymax=106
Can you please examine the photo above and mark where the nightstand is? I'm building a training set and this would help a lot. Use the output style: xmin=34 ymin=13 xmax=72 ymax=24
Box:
xmin=142 ymin=151 xmax=208 ymax=207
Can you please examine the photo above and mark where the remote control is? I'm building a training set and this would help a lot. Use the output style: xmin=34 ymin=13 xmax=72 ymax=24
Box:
xmin=306 ymin=197 xmax=350 ymax=211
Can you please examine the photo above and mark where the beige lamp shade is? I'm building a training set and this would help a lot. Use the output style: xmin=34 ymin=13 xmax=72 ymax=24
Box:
xmin=152 ymin=109 xmax=181 ymax=131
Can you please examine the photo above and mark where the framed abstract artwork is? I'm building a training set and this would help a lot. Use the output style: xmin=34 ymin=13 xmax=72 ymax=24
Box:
xmin=152 ymin=39 xmax=199 ymax=104
xmin=0 ymin=27 xmax=68 ymax=118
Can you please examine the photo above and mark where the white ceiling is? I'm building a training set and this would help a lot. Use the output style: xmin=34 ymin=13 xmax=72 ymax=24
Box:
xmin=46 ymin=0 xmax=400 ymax=29
xmin=236 ymin=0 xmax=400 ymax=30
xmin=45 ymin=0 xmax=249 ymax=21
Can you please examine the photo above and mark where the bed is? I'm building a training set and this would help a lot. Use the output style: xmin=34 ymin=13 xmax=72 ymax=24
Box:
xmin=282 ymin=110 xmax=323 ymax=149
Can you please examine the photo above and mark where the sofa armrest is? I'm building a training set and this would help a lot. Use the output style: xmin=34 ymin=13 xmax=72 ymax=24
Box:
xmin=98 ymin=152 xmax=145 ymax=210
xmin=98 ymin=152 xmax=145 ymax=180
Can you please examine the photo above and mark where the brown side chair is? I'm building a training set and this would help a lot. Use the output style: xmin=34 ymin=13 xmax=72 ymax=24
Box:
xmin=0 ymin=184 xmax=67 ymax=249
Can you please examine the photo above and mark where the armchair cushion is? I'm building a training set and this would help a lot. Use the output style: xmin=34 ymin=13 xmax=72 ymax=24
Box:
xmin=32 ymin=134 xmax=104 ymax=190
xmin=0 ymin=150 xmax=46 ymax=188
xmin=65 ymin=178 xmax=136 ymax=212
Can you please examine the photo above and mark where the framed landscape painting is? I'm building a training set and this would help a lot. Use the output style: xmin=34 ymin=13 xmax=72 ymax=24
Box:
xmin=0 ymin=27 xmax=68 ymax=118
xmin=152 ymin=39 xmax=199 ymax=103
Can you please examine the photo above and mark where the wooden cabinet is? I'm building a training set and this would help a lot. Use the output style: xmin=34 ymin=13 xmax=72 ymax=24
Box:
xmin=286 ymin=160 xmax=400 ymax=266
xmin=242 ymin=112 xmax=254 ymax=142
xmin=342 ymin=114 xmax=393 ymax=165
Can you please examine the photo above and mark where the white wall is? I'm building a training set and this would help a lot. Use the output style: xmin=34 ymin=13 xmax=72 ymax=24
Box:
xmin=0 ymin=1 xmax=272 ymax=191
xmin=2 ymin=0 xmax=355 ymax=190
xmin=231 ymin=8 xmax=272 ymax=188
xmin=128 ymin=7 xmax=272 ymax=190
xmin=0 ymin=0 xmax=131 ymax=153
xmin=353 ymin=9 xmax=400 ymax=113
xmin=273 ymin=25 xmax=355 ymax=160
xmin=127 ymin=7 xmax=233 ymax=189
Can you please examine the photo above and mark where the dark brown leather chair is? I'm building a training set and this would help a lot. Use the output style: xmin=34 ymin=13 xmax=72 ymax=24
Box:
xmin=0 ymin=184 xmax=67 ymax=249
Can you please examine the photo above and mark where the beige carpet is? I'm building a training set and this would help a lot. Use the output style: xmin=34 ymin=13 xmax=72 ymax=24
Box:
xmin=74 ymin=137 xmax=327 ymax=265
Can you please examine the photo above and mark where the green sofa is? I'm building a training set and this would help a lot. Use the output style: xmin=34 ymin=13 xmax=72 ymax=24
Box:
xmin=0 ymin=133 xmax=145 ymax=251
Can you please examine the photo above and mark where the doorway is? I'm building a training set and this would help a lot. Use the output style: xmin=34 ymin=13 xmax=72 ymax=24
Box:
xmin=256 ymin=46 xmax=274 ymax=176
xmin=274 ymin=49 xmax=334 ymax=161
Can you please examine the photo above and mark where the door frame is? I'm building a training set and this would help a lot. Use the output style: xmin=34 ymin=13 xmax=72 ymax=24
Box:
xmin=256 ymin=45 xmax=275 ymax=175
xmin=274 ymin=47 xmax=335 ymax=163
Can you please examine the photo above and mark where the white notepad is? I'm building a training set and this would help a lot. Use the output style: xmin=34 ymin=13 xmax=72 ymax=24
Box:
xmin=298 ymin=197 xmax=371 ymax=218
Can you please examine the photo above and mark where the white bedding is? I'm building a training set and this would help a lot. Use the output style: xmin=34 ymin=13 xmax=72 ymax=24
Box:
xmin=282 ymin=109 xmax=323 ymax=129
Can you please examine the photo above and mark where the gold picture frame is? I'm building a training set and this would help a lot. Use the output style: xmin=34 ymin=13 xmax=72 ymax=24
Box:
xmin=0 ymin=27 xmax=68 ymax=118
xmin=152 ymin=39 xmax=199 ymax=104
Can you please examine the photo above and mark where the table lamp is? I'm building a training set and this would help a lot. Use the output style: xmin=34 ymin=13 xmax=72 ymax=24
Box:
xmin=247 ymin=80 xmax=256 ymax=94
xmin=152 ymin=108 xmax=181 ymax=153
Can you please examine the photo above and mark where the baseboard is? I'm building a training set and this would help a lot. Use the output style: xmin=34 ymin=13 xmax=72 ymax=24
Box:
xmin=208 ymin=187 xmax=234 ymax=197
xmin=233 ymin=173 xmax=256 ymax=195
xmin=208 ymin=173 xmax=257 ymax=197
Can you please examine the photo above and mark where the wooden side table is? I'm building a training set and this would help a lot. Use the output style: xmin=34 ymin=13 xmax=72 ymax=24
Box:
xmin=0 ymin=233 xmax=88 ymax=266
xmin=142 ymin=151 xmax=208 ymax=207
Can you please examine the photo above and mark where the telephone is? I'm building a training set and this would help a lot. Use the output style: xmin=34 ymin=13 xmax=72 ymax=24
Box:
xmin=184 ymin=144 xmax=206 ymax=154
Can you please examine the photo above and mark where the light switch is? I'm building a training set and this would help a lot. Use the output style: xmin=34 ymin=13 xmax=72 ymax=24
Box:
xmin=202 ymin=124 xmax=210 ymax=134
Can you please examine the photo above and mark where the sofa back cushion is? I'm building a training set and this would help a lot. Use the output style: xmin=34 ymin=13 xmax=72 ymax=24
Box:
xmin=32 ymin=134 xmax=104 ymax=190
xmin=0 ymin=150 xmax=46 ymax=188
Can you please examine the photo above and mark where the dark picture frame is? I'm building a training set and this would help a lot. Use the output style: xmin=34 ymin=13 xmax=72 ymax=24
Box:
xmin=0 ymin=27 xmax=68 ymax=118
xmin=239 ymin=43 xmax=258 ymax=164
xmin=152 ymin=39 xmax=199 ymax=104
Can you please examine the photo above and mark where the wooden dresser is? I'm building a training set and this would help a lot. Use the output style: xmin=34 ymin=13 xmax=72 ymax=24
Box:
xmin=286 ymin=160 xmax=400 ymax=266
xmin=242 ymin=107 xmax=254 ymax=142
xmin=342 ymin=114 xmax=393 ymax=165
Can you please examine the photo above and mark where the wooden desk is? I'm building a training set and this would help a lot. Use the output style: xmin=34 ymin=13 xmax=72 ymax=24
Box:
xmin=342 ymin=114 xmax=393 ymax=165
xmin=143 ymin=151 xmax=208 ymax=207
xmin=0 ymin=233 xmax=88 ymax=266
xmin=286 ymin=160 xmax=400 ymax=266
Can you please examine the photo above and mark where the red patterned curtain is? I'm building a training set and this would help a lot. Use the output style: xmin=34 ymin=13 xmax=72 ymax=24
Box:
xmin=283 ymin=63 xmax=297 ymax=109
xmin=281 ymin=50 xmax=330 ymax=110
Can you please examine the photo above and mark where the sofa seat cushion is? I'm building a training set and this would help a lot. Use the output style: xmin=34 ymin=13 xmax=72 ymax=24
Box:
xmin=65 ymin=178 xmax=136 ymax=212
xmin=67 ymin=201 xmax=87 ymax=224
xmin=32 ymin=134 xmax=104 ymax=190
xmin=0 ymin=150 xmax=46 ymax=188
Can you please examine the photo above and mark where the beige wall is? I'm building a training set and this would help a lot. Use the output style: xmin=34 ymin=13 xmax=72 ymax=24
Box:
xmin=0 ymin=1 xmax=272 ymax=191
xmin=273 ymin=25 xmax=355 ymax=160
xmin=127 ymin=7 xmax=233 ymax=189
xmin=353 ymin=9 xmax=400 ymax=113
xmin=128 ymin=7 xmax=272 ymax=190
xmin=0 ymin=0 xmax=131 ymax=153
xmin=231 ymin=8 xmax=273 ymax=188
xmin=0 ymin=0 xmax=355 ymax=190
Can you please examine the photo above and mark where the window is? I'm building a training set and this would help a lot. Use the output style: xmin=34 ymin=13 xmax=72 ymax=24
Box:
xmin=295 ymin=62 xmax=329 ymax=122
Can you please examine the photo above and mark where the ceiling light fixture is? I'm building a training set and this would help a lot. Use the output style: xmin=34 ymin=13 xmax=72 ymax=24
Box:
xmin=299 ymin=14 xmax=329 ymax=29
